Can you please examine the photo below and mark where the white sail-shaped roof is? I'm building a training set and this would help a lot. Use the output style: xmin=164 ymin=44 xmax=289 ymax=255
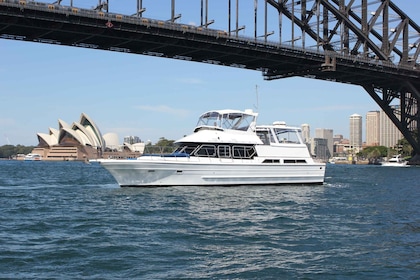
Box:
xmin=36 ymin=112 xmax=121 ymax=151
xmin=74 ymin=129 xmax=93 ymax=146
xmin=49 ymin=128 xmax=60 ymax=142
xmin=58 ymin=119 xmax=71 ymax=130
xmin=123 ymin=142 xmax=145 ymax=153
xmin=79 ymin=113 xmax=105 ymax=151
xmin=84 ymin=126 xmax=102 ymax=147
xmin=58 ymin=127 xmax=86 ymax=145
xmin=103 ymin=133 xmax=119 ymax=149
xmin=72 ymin=122 xmax=97 ymax=147
xmin=37 ymin=133 xmax=56 ymax=147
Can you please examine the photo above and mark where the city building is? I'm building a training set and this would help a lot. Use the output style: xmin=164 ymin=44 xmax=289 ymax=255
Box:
xmin=333 ymin=134 xmax=344 ymax=155
xmin=315 ymin=128 xmax=333 ymax=158
xmin=349 ymin=113 xmax=362 ymax=152
xmin=379 ymin=105 xmax=403 ymax=148
xmin=301 ymin=123 xmax=310 ymax=144
xmin=310 ymin=138 xmax=329 ymax=162
xmin=366 ymin=111 xmax=380 ymax=146
xmin=124 ymin=135 xmax=141 ymax=144
xmin=333 ymin=134 xmax=344 ymax=143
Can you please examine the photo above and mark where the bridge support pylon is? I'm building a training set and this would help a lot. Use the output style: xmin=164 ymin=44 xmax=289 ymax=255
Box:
xmin=362 ymin=83 xmax=420 ymax=165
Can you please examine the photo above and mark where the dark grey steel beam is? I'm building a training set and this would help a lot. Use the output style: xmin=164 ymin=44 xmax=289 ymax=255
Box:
xmin=319 ymin=0 xmax=387 ymax=60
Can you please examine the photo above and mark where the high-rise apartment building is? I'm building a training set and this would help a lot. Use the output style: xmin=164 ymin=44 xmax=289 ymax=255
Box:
xmin=366 ymin=111 xmax=380 ymax=146
xmin=301 ymin=123 xmax=310 ymax=143
xmin=349 ymin=113 xmax=362 ymax=150
xmin=379 ymin=105 xmax=402 ymax=147
xmin=315 ymin=128 xmax=333 ymax=157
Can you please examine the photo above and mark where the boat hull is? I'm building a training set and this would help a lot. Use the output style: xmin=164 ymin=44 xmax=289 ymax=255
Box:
xmin=98 ymin=158 xmax=326 ymax=187
xmin=381 ymin=162 xmax=408 ymax=167
xmin=24 ymin=154 xmax=42 ymax=161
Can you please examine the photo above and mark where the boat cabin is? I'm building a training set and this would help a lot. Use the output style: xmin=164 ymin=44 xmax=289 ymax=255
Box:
xmin=172 ymin=110 xmax=305 ymax=161
xmin=256 ymin=122 xmax=304 ymax=145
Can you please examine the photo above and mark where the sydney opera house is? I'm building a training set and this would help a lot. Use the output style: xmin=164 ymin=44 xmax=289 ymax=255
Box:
xmin=30 ymin=113 xmax=145 ymax=161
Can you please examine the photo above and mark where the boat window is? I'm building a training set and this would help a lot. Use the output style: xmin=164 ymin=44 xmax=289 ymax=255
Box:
xmin=197 ymin=111 xmax=255 ymax=131
xmin=284 ymin=159 xmax=307 ymax=164
xmin=232 ymin=146 xmax=256 ymax=159
xmin=218 ymin=145 xmax=231 ymax=158
xmin=194 ymin=145 xmax=216 ymax=157
xmin=222 ymin=113 xmax=254 ymax=131
xmin=256 ymin=131 xmax=270 ymax=145
xmin=174 ymin=144 xmax=200 ymax=155
xmin=197 ymin=112 xmax=221 ymax=127
xmin=262 ymin=159 xmax=280 ymax=163
xmin=270 ymin=131 xmax=276 ymax=143
xmin=274 ymin=128 xmax=302 ymax=144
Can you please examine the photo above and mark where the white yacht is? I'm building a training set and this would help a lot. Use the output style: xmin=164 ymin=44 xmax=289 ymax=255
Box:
xmin=97 ymin=109 xmax=326 ymax=187
xmin=381 ymin=154 xmax=408 ymax=167
xmin=24 ymin=153 xmax=42 ymax=161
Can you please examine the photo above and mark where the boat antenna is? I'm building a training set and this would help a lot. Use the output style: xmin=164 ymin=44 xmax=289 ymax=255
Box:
xmin=4 ymin=134 xmax=10 ymax=145
xmin=254 ymin=85 xmax=259 ymax=112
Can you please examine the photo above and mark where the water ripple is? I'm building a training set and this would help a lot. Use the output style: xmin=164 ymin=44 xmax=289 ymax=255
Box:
xmin=0 ymin=162 xmax=419 ymax=279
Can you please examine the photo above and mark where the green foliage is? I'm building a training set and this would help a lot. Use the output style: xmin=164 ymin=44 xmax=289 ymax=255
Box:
xmin=396 ymin=138 xmax=413 ymax=157
xmin=155 ymin=137 xmax=175 ymax=147
xmin=0 ymin=145 xmax=35 ymax=158
xmin=357 ymin=146 xmax=388 ymax=160
xmin=358 ymin=139 xmax=413 ymax=162
xmin=144 ymin=137 xmax=175 ymax=154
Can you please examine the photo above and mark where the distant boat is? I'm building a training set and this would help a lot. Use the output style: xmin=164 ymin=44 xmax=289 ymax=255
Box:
xmin=328 ymin=157 xmax=348 ymax=164
xmin=381 ymin=154 xmax=408 ymax=167
xmin=24 ymin=153 xmax=42 ymax=161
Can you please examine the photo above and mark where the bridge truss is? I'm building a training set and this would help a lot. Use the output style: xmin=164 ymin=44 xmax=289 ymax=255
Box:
xmin=1 ymin=0 xmax=420 ymax=159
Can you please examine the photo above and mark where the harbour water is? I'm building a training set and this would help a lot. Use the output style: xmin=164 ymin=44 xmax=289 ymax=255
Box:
xmin=0 ymin=161 xmax=419 ymax=279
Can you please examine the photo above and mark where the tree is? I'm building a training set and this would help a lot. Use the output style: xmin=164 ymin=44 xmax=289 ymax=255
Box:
xmin=396 ymin=138 xmax=413 ymax=158
xmin=155 ymin=137 xmax=175 ymax=147
xmin=357 ymin=146 xmax=388 ymax=164
xmin=144 ymin=137 xmax=175 ymax=154
xmin=0 ymin=145 xmax=35 ymax=158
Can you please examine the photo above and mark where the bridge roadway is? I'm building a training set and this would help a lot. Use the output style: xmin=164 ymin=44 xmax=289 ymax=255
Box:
xmin=1 ymin=0 xmax=419 ymax=89
xmin=1 ymin=0 xmax=420 ymax=158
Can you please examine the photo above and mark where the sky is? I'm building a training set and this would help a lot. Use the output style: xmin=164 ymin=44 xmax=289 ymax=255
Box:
xmin=0 ymin=0 xmax=418 ymax=146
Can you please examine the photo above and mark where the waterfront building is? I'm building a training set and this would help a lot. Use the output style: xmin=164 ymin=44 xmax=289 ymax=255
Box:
xmin=310 ymin=138 xmax=330 ymax=162
xmin=333 ymin=134 xmax=344 ymax=156
xmin=124 ymin=135 xmax=141 ymax=144
xmin=333 ymin=134 xmax=344 ymax=146
xmin=301 ymin=124 xmax=310 ymax=144
xmin=32 ymin=113 xmax=144 ymax=161
xmin=315 ymin=128 xmax=333 ymax=158
xmin=366 ymin=111 xmax=380 ymax=146
xmin=379 ymin=105 xmax=403 ymax=148
xmin=349 ymin=114 xmax=362 ymax=152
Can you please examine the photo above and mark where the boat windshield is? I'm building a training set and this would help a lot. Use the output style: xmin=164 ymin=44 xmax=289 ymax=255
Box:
xmin=257 ymin=126 xmax=303 ymax=144
xmin=274 ymin=128 xmax=303 ymax=144
xmin=196 ymin=111 xmax=256 ymax=131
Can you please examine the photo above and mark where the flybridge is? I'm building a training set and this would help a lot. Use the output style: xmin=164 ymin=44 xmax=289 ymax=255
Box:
xmin=196 ymin=110 xmax=258 ymax=132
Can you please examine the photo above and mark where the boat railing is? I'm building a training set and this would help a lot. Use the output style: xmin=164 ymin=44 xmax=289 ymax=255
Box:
xmin=142 ymin=146 xmax=177 ymax=156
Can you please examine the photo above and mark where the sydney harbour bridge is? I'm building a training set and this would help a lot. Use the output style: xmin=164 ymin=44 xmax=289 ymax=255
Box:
xmin=1 ymin=0 xmax=420 ymax=161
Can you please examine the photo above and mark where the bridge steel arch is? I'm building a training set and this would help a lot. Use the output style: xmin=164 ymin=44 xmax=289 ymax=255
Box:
xmin=0 ymin=0 xmax=420 ymax=161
